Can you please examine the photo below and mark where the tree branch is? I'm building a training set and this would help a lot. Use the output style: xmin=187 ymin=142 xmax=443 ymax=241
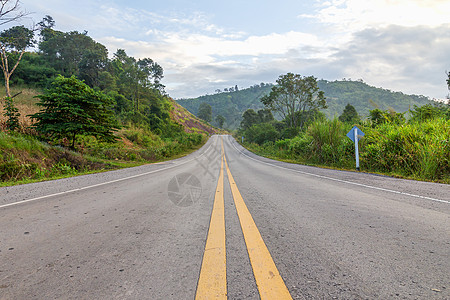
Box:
xmin=0 ymin=0 xmax=29 ymax=26
xmin=9 ymin=48 xmax=24 ymax=74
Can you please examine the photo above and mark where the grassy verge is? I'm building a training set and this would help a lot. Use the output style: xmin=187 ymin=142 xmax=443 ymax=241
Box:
xmin=237 ymin=118 xmax=449 ymax=184
xmin=0 ymin=130 xmax=206 ymax=187
xmin=1 ymin=86 xmax=213 ymax=187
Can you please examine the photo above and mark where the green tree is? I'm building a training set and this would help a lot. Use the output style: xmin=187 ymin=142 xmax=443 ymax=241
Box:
xmin=39 ymin=29 xmax=108 ymax=85
xmin=257 ymin=109 xmax=274 ymax=123
xmin=37 ymin=15 xmax=55 ymax=30
xmin=447 ymin=71 xmax=450 ymax=99
xmin=369 ymin=108 xmax=405 ymax=126
xmin=215 ymin=114 xmax=225 ymax=128
xmin=240 ymin=109 xmax=259 ymax=130
xmin=10 ymin=51 xmax=57 ymax=87
xmin=3 ymin=96 xmax=19 ymax=131
xmin=240 ymin=108 xmax=274 ymax=131
xmin=410 ymin=103 xmax=449 ymax=122
xmin=197 ymin=102 xmax=212 ymax=122
xmin=110 ymin=49 xmax=164 ymax=111
xmin=261 ymin=73 xmax=326 ymax=130
xmin=0 ymin=25 xmax=34 ymax=97
xmin=338 ymin=103 xmax=360 ymax=123
xmin=245 ymin=123 xmax=279 ymax=145
xmin=30 ymin=75 xmax=119 ymax=149
xmin=137 ymin=57 xmax=164 ymax=91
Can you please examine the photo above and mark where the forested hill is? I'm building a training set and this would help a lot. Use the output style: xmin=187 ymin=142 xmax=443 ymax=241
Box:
xmin=320 ymin=80 xmax=431 ymax=118
xmin=177 ymin=84 xmax=273 ymax=130
xmin=177 ymin=80 xmax=431 ymax=130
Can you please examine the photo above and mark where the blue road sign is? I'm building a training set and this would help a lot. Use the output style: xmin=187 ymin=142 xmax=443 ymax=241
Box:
xmin=346 ymin=126 xmax=365 ymax=143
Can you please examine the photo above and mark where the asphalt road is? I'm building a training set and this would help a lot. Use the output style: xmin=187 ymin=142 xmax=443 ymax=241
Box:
xmin=0 ymin=135 xmax=449 ymax=299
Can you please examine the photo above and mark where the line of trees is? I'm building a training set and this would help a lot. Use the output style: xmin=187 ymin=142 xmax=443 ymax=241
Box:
xmin=0 ymin=4 xmax=189 ymax=148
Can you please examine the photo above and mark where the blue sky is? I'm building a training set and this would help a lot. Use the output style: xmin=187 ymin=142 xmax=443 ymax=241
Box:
xmin=17 ymin=0 xmax=450 ymax=99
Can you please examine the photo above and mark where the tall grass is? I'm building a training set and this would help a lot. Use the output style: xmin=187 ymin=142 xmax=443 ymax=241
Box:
xmin=306 ymin=118 xmax=354 ymax=165
xmin=243 ymin=117 xmax=449 ymax=183
xmin=361 ymin=119 xmax=449 ymax=181
xmin=1 ymin=87 xmax=40 ymax=130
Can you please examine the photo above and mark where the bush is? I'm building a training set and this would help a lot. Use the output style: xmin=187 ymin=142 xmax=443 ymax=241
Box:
xmin=274 ymin=139 xmax=290 ymax=151
xmin=288 ymin=134 xmax=312 ymax=156
xmin=244 ymin=123 xmax=279 ymax=145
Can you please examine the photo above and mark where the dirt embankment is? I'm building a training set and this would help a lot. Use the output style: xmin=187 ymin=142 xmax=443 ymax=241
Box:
xmin=169 ymin=99 xmax=219 ymax=135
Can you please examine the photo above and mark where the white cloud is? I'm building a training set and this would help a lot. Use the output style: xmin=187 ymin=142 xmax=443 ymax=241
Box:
xmin=330 ymin=24 xmax=450 ymax=99
xmin=21 ymin=0 xmax=450 ymax=100
xmin=302 ymin=0 xmax=450 ymax=32
xmin=100 ymin=30 xmax=330 ymax=68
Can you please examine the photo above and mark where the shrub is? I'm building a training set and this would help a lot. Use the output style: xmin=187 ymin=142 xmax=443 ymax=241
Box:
xmin=245 ymin=123 xmax=279 ymax=145
xmin=288 ymin=134 xmax=312 ymax=156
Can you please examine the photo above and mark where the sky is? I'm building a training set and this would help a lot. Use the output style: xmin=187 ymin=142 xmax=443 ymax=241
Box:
xmin=15 ymin=0 xmax=450 ymax=99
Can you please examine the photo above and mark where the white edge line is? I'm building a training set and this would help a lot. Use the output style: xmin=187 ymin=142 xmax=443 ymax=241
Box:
xmin=227 ymin=136 xmax=450 ymax=205
xmin=0 ymin=138 xmax=218 ymax=209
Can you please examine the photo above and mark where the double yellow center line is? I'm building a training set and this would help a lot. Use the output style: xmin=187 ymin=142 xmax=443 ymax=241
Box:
xmin=196 ymin=138 xmax=292 ymax=299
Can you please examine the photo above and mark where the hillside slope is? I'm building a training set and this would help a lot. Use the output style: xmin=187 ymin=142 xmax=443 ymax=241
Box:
xmin=177 ymin=84 xmax=272 ymax=129
xmin=177 ymin=80 xmax=432 ymax=130
xmin=320 ymin=80 xmax=431 ymax=117
xmin=169 ymin=99 xmax=217 ymax=135
xmin=0 ymin=87 xmax=217 ymax=185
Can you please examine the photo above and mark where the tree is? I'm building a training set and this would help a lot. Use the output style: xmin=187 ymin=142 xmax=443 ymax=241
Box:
xmin=215 ymin=114 xmax=225 ymax=128
xmin=447 ymin=71 xmax=450 ymax=99
xmin=39 ymin=29 xmax=108 ymax=85
xmin=240 ymin=109 xmax=259 ymax=130
xmin=37 ymin=15 xmax=55 ymax=30
xmin=245 ymin=123 xmax=279 ymax=145
xmin=257 ymin=109 xmax=274 ymax=123
xmin=0 ymin=0 xmax=29 ymax=26
xmin=261 ymin=73 xmax=326 ymax=130
xmin=240 ymin=108 xmax=274 ymax=130
xmin=3 ymin=95 xmax=19 ymax=131
xmin=410 ymin=103 xmax=449 ymax=122
xmin=137 ymin=57 xmax=164 ymax=90
xmin=0 ymin=25 xmax=34 ymax=97
xmin=109 ymin=49 xmax=164 ymax=111
xmin=339 ymin=103 xmax=360 ymax=123
xmin=197 ymin=102 xmax=212 ymax=122
xmin=369 ymin=108 xmax=405 ymax=126
xmin=30 ymin=75 xmax=119 ymax=149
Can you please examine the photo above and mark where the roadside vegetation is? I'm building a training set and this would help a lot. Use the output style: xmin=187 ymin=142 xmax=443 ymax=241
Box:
xmin=237 ymin=73 xmax=450 ymax=183
xmin=0 ymin=10 xmax=214 ymax=186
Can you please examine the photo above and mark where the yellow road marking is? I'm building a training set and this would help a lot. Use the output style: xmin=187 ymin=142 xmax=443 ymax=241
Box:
xmin=195 ymin=139 xmax=227 ymax=299
xmin=224 ymin=155 xmax=292 ymax=300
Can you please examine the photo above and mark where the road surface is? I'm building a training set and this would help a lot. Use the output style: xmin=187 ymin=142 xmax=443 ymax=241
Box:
xmin=1 ymin=135 xmax=449 ymax=299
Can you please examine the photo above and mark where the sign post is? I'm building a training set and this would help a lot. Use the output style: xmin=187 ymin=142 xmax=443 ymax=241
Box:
xmin=346 ymin=126 xmax=365 ymax=171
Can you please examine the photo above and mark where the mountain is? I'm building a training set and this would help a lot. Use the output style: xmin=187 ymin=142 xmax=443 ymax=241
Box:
xmin=319 ymin=80 xmax=431 ymax=118
xmin=177 ymin=83 xmax=272 ymax=130
xmin=177 ymin=80 xmax=432 ymax=130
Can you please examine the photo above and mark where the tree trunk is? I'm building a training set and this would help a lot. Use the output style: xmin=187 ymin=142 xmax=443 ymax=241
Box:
xmin=71 ymin=132 xmax=77 ymax=150
xmin=5 ymin=73 xmax=10 ymax=97
xmin=1 ymin=48 xmax=25 ymax=98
